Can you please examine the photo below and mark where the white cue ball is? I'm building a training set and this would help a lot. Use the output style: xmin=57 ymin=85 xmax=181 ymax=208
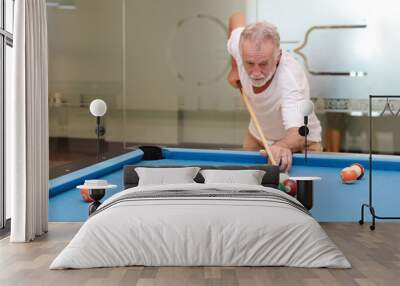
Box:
xmin=298 ymin=99 xmax=314 ymax=116
xmin=279 ymin=172 xmax=290 ymax=184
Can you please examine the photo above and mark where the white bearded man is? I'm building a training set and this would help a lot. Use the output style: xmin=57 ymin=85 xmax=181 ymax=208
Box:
xmin=227 ymin=12 xmax=323 ymax=172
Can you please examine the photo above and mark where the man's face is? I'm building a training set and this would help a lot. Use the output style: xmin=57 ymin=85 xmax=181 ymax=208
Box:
xmin=242 ymin=40 xmax=279 ymax=87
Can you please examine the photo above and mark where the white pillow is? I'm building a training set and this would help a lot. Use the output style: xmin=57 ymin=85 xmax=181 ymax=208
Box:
xmin=200 ymin=169 xmax=266 ymax=185
xmin=135 ymin=167 xmax=201 ymax=186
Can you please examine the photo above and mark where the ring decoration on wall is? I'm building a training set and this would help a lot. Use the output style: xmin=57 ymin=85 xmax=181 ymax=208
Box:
xmin=167 ymin=14 xmax=230 ymax=86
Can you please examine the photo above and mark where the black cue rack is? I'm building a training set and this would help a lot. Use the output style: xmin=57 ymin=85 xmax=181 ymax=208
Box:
xmin=359 ymin=95 xmax=400 ymax=230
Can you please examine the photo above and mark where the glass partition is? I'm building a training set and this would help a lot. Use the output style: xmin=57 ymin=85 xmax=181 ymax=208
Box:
xmin=122 ymin=0 xmax=254 ymax=149
xmin=47 ymin=0 xmax=400 ymax=176
xmin=47 ymin=0 xmax=124 ymax=176
xmin=257 ymin=0 xmax=400 ymax=153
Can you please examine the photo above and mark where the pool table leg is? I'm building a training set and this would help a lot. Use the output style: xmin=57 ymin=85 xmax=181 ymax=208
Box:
xmin=89 ymin=201 xmax=102 ymax=216
xmin=296 ymin=180 xmax=313 ymax=210
xmin=88 ymin=189 xmax=105 ymax=216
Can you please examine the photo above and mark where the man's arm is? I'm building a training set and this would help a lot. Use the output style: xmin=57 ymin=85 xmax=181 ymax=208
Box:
xmin=260 ymin=128 xmax=304 ymax=172
xmin=227 ymin=12 xmax=245 ymax=88
xmin=274 ymin=128 xmax=305 ymax=152
xmin=228 ymin=12 xmax=245 ymax=35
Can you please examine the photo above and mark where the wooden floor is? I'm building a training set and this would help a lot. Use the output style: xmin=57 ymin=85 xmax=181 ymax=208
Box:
xmin=1 ymin=223 xmax=399 ymax=286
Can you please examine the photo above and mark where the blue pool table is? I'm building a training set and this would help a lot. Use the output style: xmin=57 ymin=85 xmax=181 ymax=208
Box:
xmin=49 ymin=146 xmax=400 ymax=223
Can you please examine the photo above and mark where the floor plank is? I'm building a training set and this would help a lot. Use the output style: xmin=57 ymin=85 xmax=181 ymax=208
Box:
xmin=0 ymin=222 xmax=399 ymax=286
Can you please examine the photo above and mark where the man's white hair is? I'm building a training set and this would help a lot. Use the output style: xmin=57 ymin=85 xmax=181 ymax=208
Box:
xmin=239 ymin=21 xmax=280 ymax=56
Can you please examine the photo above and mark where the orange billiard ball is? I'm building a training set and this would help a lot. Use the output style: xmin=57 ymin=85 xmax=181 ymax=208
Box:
xmin=340 ymin=167 xmax=358 ymax=184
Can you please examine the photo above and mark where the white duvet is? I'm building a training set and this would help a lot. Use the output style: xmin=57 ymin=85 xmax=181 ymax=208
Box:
xmin=50 ymin=183 xmax=351 ymax=269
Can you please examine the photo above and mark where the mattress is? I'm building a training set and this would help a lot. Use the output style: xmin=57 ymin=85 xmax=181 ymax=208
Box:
xmin=50 ymin=183 xmax=351 ymax=269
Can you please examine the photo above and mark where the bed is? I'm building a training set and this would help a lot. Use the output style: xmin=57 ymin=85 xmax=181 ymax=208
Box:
xmin=50 ymin=165 xmax=351 ymax=269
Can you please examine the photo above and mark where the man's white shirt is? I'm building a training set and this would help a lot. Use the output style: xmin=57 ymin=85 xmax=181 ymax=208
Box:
xmin=227 ymin=27 xmax=322 ymax=144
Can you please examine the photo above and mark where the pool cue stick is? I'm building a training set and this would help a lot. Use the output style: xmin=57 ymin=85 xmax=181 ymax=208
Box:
xmin=239 ymin=87 xmax=277 ymax=166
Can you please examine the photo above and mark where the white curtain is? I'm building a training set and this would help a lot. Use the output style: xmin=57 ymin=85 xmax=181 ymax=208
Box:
xmin=8 ymin=0 xmax=49 ymax=242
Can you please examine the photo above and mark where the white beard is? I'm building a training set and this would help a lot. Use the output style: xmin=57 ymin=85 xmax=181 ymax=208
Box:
xmin=251 ymin=77 xmax=269 ymax=87
xmin=250 ymin=67 xmax=276 ymax=88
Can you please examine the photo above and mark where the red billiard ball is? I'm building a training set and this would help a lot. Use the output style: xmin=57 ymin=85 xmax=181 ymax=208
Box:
xmin=80 ymin=188 xmax=95 ymax=203
xmin=283 ymin=179 xmax=297 ymax=197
